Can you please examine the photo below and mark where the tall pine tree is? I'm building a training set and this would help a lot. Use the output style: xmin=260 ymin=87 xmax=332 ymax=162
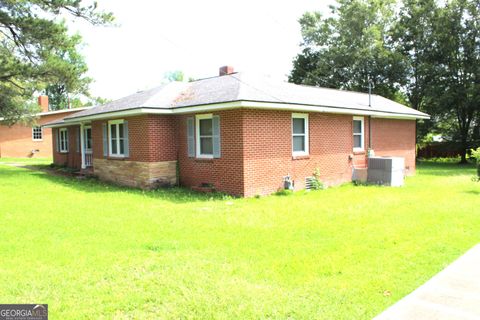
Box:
xmin=0 ymin=1 xmax=113 ymax=124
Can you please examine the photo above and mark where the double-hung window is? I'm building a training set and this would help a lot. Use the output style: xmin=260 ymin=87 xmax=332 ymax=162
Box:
xmin=196 ymin=114 xmax=214 ymax=158
xmin=292 ymin=113 xmax=309 ymax=156
xmin=32 ymin=126 xmax=43 ymax=141
xmin=353 ymin=116 xmax=364 ymax=151
xmin=188 ymin=114 xmax=220 ymax=159
xmin=108 ymin=120 xmax=126 ymax=157
xmin=58 ymin=128 xmax=68 ymax=153
xmin=84 ymin=126 xmax=92 ymax=151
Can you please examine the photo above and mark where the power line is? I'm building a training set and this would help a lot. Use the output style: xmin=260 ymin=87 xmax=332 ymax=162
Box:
xmin=228 ymin=74 xmax=287 ymax=103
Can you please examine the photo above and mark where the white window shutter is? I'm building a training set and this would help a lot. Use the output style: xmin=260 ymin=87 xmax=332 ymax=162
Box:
xmin=123 ymin=120 xmax=129 ymax=157
xmin=102 ymin=123 xmax=108 ymax=157
xmin=212 ymin=115 xmax=221 ymax=158
xmin=187 ymin=117 xmax=195 ymax=157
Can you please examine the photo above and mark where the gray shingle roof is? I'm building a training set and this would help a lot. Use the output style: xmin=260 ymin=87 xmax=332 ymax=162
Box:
xmin=65 ymin=72 xmax=429 ymax=120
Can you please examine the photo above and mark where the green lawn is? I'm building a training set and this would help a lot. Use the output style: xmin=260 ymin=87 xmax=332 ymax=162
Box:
xmin=0 ymin=157 xmax=53 ymax=166
xmin=0 ymin=160 xmax=479 ymax=319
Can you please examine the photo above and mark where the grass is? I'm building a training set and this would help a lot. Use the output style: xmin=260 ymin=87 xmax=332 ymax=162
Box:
xmin=0 ymin=160 xmax=479 ymax=319
xmin=0 ymin=157 xmax=52 ymax=165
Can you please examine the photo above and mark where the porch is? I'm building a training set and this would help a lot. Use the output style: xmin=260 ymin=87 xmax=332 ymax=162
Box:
xmin=80 ymin=123 xmax=93 ymax=170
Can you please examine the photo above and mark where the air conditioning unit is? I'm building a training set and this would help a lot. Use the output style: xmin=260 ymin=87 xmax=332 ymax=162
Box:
xmin=367 ymin=156 xmax=405 ymax=186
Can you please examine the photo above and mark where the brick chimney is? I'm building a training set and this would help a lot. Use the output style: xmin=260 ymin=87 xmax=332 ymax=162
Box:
xmin=219 ymin=66 xmax=234 ymax=76
xmin=38 ymin=95 xmax=49 ymax=112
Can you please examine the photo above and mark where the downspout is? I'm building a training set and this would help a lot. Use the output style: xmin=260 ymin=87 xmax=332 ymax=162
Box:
xmin=369 ymin=116 xmax=372 ymax=150
xmin=367 ymin=79 xmax=373 ymax=157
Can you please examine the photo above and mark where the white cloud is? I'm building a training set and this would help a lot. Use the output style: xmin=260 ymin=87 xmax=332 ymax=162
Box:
xmin=69 ymin=0 xmax=331 ymax=99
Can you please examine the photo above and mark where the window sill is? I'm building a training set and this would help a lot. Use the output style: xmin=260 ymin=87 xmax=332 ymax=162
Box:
xmin=107 ymin=155 xmax=128 ymax=160
xmin=292 ymin=154 xmax=310 ymax=160
xmin=59 ymin=151 xmax=69 ymax=154
xmin=194 ymin=158 xmax=214 ymax=163
xmin=353 ymin=149 xmax=366 ymax=155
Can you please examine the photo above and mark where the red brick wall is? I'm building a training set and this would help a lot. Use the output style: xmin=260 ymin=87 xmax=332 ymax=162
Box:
xmin=176 ymin=110 xmax=245 ymax=196
xmin=175 ymin=109 xmax=416 ymax=197
xmin=51 ymin=109 xmax=417 ymax=196
xmin=129 ymin=115 xmax=177 ymax=162
xmin=371 ymin=118 xmax=416 ymax=174
xmin=242 ymin=111 xmax=416 ymax=196
xmin=0 ymin=111 xmax=80 ymax=158
xmin=242 ymin=110 xmax=357 ymax=196
xmin=90 ymin=115 xmax=177 ymax=162
xmin=52 ymin=126 xmax=81 ymax=169
xmin=91 ymin=120 xmax=104 ymax=160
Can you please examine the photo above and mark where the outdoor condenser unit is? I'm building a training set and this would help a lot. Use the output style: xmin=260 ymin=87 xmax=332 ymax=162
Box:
xmin=367 ymin=156 xmax=405 ymax=187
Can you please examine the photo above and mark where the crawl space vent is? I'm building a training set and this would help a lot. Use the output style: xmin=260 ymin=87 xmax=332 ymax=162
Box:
xmin=305 ymin=177 xmax=315 ymax=190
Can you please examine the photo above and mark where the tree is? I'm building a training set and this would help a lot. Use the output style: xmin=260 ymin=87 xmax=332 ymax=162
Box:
xmin=0 ymin=1 xmax=113 ymax=124
xmin=45 ymin=83 xmax=69 ymax=110
xmin=83 ymin=95 xmax=109 ymax=107
xmin=472 ymin=147 xmax=480 ymax=181
xmin=289 ymin=0 xmax=405 ymax=100
xmin=392 ymin=0 xmax=439 ymax=140
xmin=291 ymin=0 xmax=480 ymax=163
xmin=163 ymin=70 xmax=195 ymax=83
xmin=426 ymin=0 xmax=480 ymax=163
xmin=164 ymin=70 xmax=184 ymax=82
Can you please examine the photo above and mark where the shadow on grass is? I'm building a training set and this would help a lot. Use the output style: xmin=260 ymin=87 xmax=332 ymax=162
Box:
xmin=417 ymin=161 xmax=476 ymax=177
xmin=0 ymin=167 xmax=27 ymax=179
xmin=5 ymin=164 xmax=231 ymax=204
xmin=4 ymin=161 xmax=476 ymax=203
xmin=464 ymin=190 xmax=480 ymax=195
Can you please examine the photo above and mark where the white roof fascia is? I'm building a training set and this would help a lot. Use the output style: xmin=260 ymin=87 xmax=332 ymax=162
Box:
xmin=0 ymin=107 xmax=92 ymax=122
xmin=36 ymin=107 xmax=92 ymax=117
xmin=64 ymin=101 xmax=430 ymax=122
xmin=42 ymin=122 xmax=83 ymax=128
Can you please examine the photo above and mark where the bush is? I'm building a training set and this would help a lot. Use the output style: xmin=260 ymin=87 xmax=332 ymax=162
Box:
xmin=275 ymin=189 xmax=293 ymax=196
xmin=310 ymin=168 xmax=324 ymax=190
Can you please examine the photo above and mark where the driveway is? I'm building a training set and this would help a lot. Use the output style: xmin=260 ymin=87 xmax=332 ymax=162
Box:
xmin=374 ymin=244 xmax=480 ymax=320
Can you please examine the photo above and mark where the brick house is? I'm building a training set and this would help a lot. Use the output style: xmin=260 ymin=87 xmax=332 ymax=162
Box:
xmin=45 ymin=67 xmax=429 ymax=197
xmin=0 ymin=96 xmax=90 ymax=158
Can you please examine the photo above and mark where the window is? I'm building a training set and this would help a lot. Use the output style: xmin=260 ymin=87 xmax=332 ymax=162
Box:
xmin=32 ymin=126 xmax=43 ymax=141
xmin=108 ymin=120 xmax=126 ymax=157
xmin=59 ymin=128 xmax=68 ymax=153
xmin=84 ymin=126 xmax=92 ymax=151
xmin=196 ymin=114 xmax=213 ymax=158
xmin=292 ymin=113 xmax=309 ymax=156
xmin=353 ymin=116 xmax=364 ymax=151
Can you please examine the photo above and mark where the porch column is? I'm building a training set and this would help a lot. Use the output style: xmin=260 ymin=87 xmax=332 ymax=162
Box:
xmin=80 ymin=122 xmax=86 ymax=169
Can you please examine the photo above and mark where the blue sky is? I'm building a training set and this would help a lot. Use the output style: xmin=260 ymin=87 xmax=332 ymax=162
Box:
xmin=68 ymin=0 xmax=332 ymax=100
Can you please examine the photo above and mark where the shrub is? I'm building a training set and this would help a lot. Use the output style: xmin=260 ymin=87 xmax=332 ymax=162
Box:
xmin=275 ymin=189 xmax=293 ymax=196
xmin=353 ymin=180 xmax=369 ymax=186
xmin=310 ymin=168 xmax=324 ymax=190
